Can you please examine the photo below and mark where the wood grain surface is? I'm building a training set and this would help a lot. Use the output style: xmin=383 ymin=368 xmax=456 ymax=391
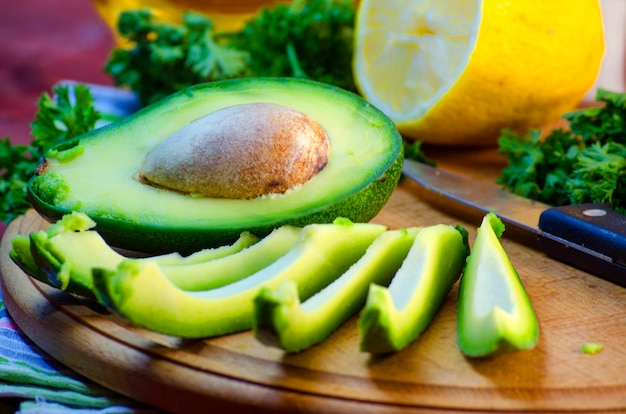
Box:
xmin=2 ymin=149 xmax=626 ymax=413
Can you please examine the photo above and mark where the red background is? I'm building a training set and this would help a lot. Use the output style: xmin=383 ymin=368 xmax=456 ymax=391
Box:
xmin=0 ymin=0 xmax=115 ymax=238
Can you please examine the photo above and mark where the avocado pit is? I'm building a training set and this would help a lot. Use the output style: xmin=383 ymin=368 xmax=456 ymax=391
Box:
xmin=139 ymin=103 xmax=330 ymax=199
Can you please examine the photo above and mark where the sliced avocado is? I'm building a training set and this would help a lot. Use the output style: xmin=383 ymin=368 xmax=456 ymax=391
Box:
xmin=254 ymin=227 xmax=420 ymax=353
xmin=18 ymin=212 xmax=260 ymax=297
xmin=359 ymin=224 xmax=469 ymax=354
xmin=19 ymin=212 xmax=107 ymax=298
xmin=28 ymin=78 xmax=403 ymax=255
xmin=29 ymin=226 xmax=123 ymax=299
xmin=93 ymin=219 xmax=387 ymax=338
xmin=149 ymin=231 xmax=259 ymax=266
xmin=9 ymin=234 xmax=49 ymax=285
xmin=457 ymin=213 xmax=539 ymax=357
xmin=161 ymin=225 xmax=301 ymax=291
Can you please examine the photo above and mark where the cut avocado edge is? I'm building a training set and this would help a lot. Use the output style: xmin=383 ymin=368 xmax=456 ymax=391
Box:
xmin=93 ymin=219 xmax=387 ymax=338
xmin=359 ymin=224 xmax=469 ymax=354
xmin=457 ymin=213 xmax=539 ymax=358
xmin=253 ymin=227 xmax=420 ymax=353
xmin=152 ymin=231 xmax=260 ymax=266
xmin=29 ymin=228 xmax=122 ymax=299
xmin=162 ymin=225 xmax=302 ymax=291
xmin=27 ymin=78 xmax=403 ymax=255
xmin=9 ymin=234 xmax=52 ymax=286
xmin=15 ymin=211 xmax=105 ymax=298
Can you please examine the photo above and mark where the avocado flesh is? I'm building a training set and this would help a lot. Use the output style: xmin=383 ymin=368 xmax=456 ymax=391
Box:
xmin=150 ymin=232 xmax=259 ymax=266
xmin=10 ymin=234 xmax=48 ymax=285
xmin=93 ymin=219 xmax=387 ymax=338
xmin=28 ymin=78 xmax=403 ymax=255
xmin=15 ymin=211 xmax=260 ymax=297
xmin=254 ymin=227 xmax=420 ymax=353
xmin=30 ymin=228 xmax=123 ymax=299
xmin=19 ymin=212 xmax=109 ymax=298
xmin=359 ymin=224 xmax=469 ymax=354
xmin=161 ymin=225 xmax=302 ymax=291
xmin=457 ymin=213 xmax=539 ymax=357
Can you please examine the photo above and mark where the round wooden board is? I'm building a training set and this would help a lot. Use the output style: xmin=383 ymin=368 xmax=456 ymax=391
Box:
xmin=3 ymin=178 xmax=626 ymax=413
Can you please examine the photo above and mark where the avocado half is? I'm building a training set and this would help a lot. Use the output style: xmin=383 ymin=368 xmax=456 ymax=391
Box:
xmin=28 ymin=78 xmax=403 ymax=254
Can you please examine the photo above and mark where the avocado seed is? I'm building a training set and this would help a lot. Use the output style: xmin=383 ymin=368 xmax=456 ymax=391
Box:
xmin=139 ymin=103 xmax=330 ymax=199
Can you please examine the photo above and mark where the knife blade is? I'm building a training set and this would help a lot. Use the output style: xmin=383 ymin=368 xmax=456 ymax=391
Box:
xmin=402 ymin=158 xmax=626 ymax=287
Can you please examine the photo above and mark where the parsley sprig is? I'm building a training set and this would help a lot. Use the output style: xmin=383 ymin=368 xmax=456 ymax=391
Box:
xmin=0 ymin=85 xmax=100 ymax=223
xmin=105 ymin=0 xmax=356 ymax=106
xmin=105 ymin=10 xmax=249 ymax=105
xmin=230 ymin=0 xmax=356 ymax=92
xmin=497 ymin=88 xmax=626 ymax=212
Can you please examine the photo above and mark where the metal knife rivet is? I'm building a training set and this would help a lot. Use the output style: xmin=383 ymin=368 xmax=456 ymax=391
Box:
xmin=583 ymin=208 xmax=607 ymax=217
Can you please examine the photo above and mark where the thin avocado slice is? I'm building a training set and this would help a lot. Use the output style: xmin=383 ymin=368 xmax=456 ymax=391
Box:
xmin=457 ymin=213 xmax=539 ymax=357
xmin=93 ymin=219 xmax=387 ymax=338
xmin=29 ymin=226 xmax=123 ymax=299
xmin=28 ymin=78 xmax=403 ymax=255
xmin=26 ymin=212 xmax=116 ymax=298
xmin=161 ymin=225 xmax=302 ymax=291
xmin=10 ymin=234 xmax=50 ymax=285
xmin=359 ymin=224 xmax=469 ymax=354
xmin=149 ymin=231 xmax=259 ymax=266
xmin=254 ymin=227 xmax=420 ymax=353
xmin=18 ymin=211 xmax=260 ymax=297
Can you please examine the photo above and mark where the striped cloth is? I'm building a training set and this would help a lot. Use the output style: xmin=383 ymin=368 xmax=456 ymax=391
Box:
xmin=0 ymin=296 xmax=160 ymax=413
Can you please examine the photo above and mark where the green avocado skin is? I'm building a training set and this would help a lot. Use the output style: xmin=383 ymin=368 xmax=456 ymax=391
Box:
xmin=27 ymin=78 xmax=403 ymax=255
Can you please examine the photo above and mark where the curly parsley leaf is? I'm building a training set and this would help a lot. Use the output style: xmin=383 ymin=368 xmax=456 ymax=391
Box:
xmin=105 ymin=9 xmax=249 ymax=105
xmin=0 ymin=85 xmax=99 ymax=223
xmin=565 ymin=88 xmax=626 ymax=145
xmin=230 ymin=0 xmax=356 ymax=92
xmin=497 ymin=88 xmax=626 ymax=212
xmin=403 ymin=140 xmax=436 ymax=166
xmin=0 ymin=138 xmax=36 ymax=223
xmin=31 ymin=84 xmax=100 ymax=149
xmin=568 ymin=142 xmax=626 ymax=212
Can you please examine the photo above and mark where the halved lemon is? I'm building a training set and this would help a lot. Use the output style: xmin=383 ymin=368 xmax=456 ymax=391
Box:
xmin=353 ymin=0 xmax=605 ymax=145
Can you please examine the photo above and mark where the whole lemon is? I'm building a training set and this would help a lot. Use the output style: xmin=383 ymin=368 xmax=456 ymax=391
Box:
xmin=353 ymin=0 xmax=605 ymax=145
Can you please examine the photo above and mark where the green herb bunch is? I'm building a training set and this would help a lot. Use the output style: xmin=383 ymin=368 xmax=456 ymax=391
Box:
xmin=230 ymin=0 xmax=356 ymax=92
xmin=497 ymin=88 xmax=626 ymax=212
xmin=105 ymin=0 xmax=357 ymax=106
xmin=105 ymin=10 xmax=249 ymax=105
xmin=0 ymin=85 xmax=100 ymax=222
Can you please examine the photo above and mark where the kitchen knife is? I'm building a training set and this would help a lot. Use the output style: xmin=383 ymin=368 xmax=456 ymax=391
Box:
xmin=402 ymin=158 xmax=626 ymax=287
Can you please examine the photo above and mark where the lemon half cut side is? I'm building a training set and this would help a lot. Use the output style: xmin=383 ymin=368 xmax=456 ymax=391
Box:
xmin=353 ymin=0 xmax=605 ymax=146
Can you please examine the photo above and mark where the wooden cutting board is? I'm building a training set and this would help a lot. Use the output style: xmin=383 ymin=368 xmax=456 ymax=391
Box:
xmin=2 ymin=147 xmax=626 ymax=413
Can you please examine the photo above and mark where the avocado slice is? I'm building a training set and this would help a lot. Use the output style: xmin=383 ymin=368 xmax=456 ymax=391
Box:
xmin=161 ymin=225 xmax=302 ymax=291
xmin=15 ymin=212 xmax=260 ymax=298
xmin=17 ymin=212 xmax=110 ymax=298
xmin=149 ymin=231 xmax=259 ymax=266
xmin=359 ymin=224 xmax=469 ymax=354
xmin=93 ymin=219 xmax=387 ymax=338
xmin=457 ymin=213 xmax=539 ymax=357
xmin=28 ymin=78 xmax=403 ymax=255
xmin=254 ymin=227 xmax=420 ymax=353
xmin=10 ymin=234 xmax=50 ymax=286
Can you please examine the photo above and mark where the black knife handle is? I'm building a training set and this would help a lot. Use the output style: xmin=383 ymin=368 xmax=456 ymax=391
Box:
xmin=538 ymin=203 xmax=626 ymax=287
